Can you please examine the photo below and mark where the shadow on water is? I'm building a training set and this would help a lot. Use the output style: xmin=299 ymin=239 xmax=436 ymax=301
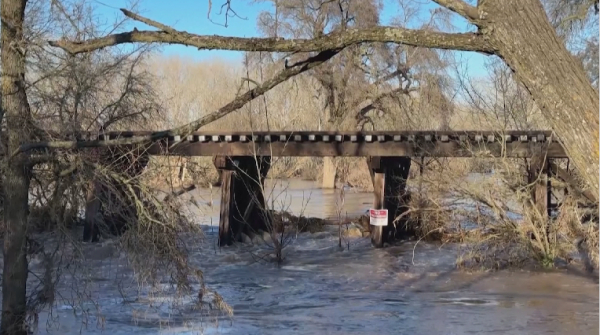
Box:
xmin=24 ymin=178 xmax=600 ymax=335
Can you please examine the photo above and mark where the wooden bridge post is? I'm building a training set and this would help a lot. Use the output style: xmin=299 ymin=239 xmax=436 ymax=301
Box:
xmin=369 ymin=157 xmax=385 ymax=248
xmin=528 ymin=156 xmax=551 ymax=223
xmin=385 ymin=157 xmax=412 ymax=240
xmin=368 ymin=156 xmax=412 ymax=248
xmin=234 ymin=156 xmax=272 ymax=236
xmin=417 ymin=156 xmax=425 ymax=228
xmin=217 ymin=168 xmax=234 ymax=246
xmin=214 ymin=156 xmax=272 ymax=247
xmin=83 ymin=147 xmax=149 ymax=242
xmin=83 ymin=180 xmax=102 ymax=242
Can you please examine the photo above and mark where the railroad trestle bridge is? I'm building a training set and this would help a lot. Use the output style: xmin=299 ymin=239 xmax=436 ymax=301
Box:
xmin=74 ymin=130 xmax=572 ymax=248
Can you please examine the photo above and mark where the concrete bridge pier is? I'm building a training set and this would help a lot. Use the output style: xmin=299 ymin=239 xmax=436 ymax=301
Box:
xmin=213 ymin=156 xmax=271 ymax=247
xmin=322 ymin=157 xmax=336 ymax=189
xmin=368 ymin=156 xmax=412 ymax=248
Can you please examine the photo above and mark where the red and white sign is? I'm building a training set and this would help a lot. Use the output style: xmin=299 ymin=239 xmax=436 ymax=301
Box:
xmin=369 ymin=209 xmax=388 ymax=226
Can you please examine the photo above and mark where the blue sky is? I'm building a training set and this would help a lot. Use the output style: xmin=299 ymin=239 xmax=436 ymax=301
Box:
xmin=92 ymin=0 xmax=489 ymax=77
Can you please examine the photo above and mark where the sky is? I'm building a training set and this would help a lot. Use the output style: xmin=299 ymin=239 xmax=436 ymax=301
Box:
xmin=92 ymin=0 xmax=490 ymax=77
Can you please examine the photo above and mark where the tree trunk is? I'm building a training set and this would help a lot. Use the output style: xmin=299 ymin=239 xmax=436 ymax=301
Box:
xmin=484 ymin=0 xmax=600 ymax=198
xmin=1 ymin=159 xmax=30 ymax=335
xmin=1 ymin=1 xmax=32 ymax=334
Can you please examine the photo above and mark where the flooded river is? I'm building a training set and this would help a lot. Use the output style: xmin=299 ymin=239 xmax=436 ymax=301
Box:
xmin=23 ymin=179 xmax=600 ymax=334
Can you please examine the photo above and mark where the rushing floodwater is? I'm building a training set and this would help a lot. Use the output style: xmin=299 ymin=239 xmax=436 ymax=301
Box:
xmin=13 ymin=179 xmax=600 ymax=334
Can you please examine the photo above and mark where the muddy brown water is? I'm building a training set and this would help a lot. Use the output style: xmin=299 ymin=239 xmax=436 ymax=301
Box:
xmin=15 ymin=178 xmax=600 ymax=334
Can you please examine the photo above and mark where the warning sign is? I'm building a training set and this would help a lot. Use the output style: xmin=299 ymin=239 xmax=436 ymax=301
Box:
xmin=369 ymin=209 xmax=388 ymax=226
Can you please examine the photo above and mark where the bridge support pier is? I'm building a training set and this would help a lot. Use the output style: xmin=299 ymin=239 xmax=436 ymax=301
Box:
xmin=83 ymin=148 xmax=148 ymax=242
xmin=83 ymin=180 xmax=102 ymax=242
xmin=368 ymin=156 xmax=412 ymax=248
xmin=322 ymin=157 xmax=336 ymax=189
xmin=528 ymin=156 xmax=552 ymax=223
xmin=214 ymin=156 xmax=271 ymax=247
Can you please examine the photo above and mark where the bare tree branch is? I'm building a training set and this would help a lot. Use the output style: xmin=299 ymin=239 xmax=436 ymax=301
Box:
xmin=15 ymin=49 xmax=341 ymax=155
xmin=121 ymin=9 xmax=177 ymax=34
xmin=48 ymin=8 xmax=494 ymax=55
xmin=431 ymin=0 xmax=481 ymax=22
xmin=207 ymin=0 xmax=247 ymax=27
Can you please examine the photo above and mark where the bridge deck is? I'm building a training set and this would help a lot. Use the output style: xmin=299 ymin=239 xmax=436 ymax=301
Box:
xmin=83 ymin=130 xmax=565 ymax=158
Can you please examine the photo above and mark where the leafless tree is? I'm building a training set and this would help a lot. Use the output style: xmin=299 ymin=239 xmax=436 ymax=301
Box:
xmin=545 ymin=0 xmax=599 ymax=88
xmin=457 ymin=58 xmax=546 ymax=131
xmin=248 ymin=0 xmax=455 ymax=187
xmin=1 ymin=1 xmax=212 ymax=333
xmin=43 ymin=0 xmax=599 ymax=198
xmin=2 ymin=0 xmax=599 ymax=332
